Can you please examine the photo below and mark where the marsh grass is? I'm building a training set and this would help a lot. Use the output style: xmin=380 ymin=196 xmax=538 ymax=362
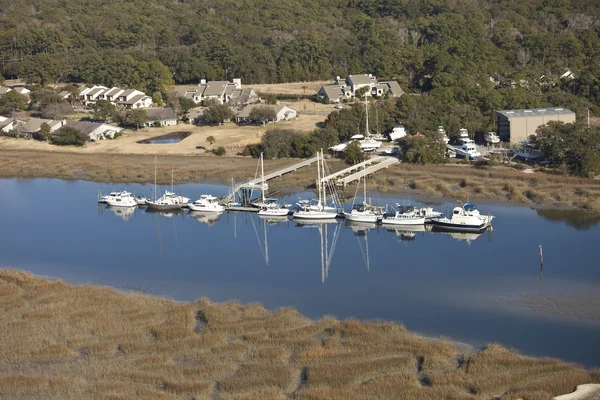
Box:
xmin=0 ymin=269 xmax=597 ymax=400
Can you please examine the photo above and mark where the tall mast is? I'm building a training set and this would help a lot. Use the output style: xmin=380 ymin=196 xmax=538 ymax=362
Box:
xmin=320 ymin=149 xmax=326 ymax=205
xmin=364 ymin=94 xmax=369 ymax=138
xmin=260 ymin=152 xmax=266 ymax=203
xmin=316 ymin=151 xmax=322 ymax=207
xmin=154 ymin=155 xmax=157 ymax=201
xmin=171 ymin=167 xmax=174 ymax=192
xmin=363 ymin=165 xmax=367 ymax=203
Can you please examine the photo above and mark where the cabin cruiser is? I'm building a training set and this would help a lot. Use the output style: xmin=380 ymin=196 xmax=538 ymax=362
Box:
xmin=105 ymin=191 xmax=137 ymax=207
xmin=100 ymin=191 xmax=121 ymax=203
xmin=454 ymin=142 xmax=480 ymax=159
xmin=381 ymin=205 xmax=425 ymax=226
xmin=430 ymin=203 xmax=494 ymax=232
xmin=188 ymin=194 xmax=224 ymax=213
xmin=344 ymin=203 xmax=382 ymax=223
xmin=135 ymin=195 xmax=148 ymax=206
xmin=414 ymin=206 xmax=443 ymax=222
xmin=484 ymin=131 xmax=500 ymax=144
xmin=389 ymin=125 xmax=407 ymax=141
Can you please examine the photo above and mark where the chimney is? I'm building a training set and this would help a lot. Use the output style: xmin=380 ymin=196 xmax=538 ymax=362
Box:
xmin=336 ymin=76 xmax=340 ymax=81
xmin=232 ymin=78 xmax=241 ymax=88
xmin=200 ymin=79 xmax=206 ymax=85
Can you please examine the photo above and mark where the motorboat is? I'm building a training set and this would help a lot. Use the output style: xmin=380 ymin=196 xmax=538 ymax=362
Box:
xmin=430 ymin=203 xmax=494 ymax=232
xmin=414 ymin=206 xmax=443 ymax=222
xmin=146 ymin=157 xmax=187 ymax=211
xmin=454 ymin=142 xmax=480 ymax=159
xmin=381 ymin=205 xmax=425 ymax=226
xmin=256 ymin=153 xmax=290 ymax=217
xmin=484 ymin=131 xmax=500 ymax=144
xmin=135 ymin=196 xmax=148 ymax=206
xmin=294 ymin=150 xmax=340 ymax=220
xmin=344 ymin=203 xmax=381 ymax=223
xmin=100 ymin=191 xmax=120 ymax=203
xmin=188 ymin=194 xmax=224 ymax=212
xmin=516 ymin=147 xmax=543 ymax=160
xmin=459 ymin=127 xmax=469 ymax=140
xmin=105 ymin=191 xmax=137 ymax=207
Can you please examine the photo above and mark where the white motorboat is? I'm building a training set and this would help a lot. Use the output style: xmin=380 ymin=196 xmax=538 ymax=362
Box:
xmin=105 ymin=191 xmax=137 ymax=207
xmin=430 ymin=203 xmax=494 ymax=232
xmin=459 ymin=127 xmax=469 ymax=140
xmin=294 ymin=150 xmax=340 ymax=220
xmin=135 ymin=196 xmax=148 ymax=206
xmin=256 ymin=153 xmax=289 ymax=217
xmin=484 ymin=131 xmax=500 ymax=144
xmin=188 ymin=194 xmax=224 ymax=212
xmin=381 ymin=205 xmax=425 ymax=226
xmin=414 ymin=206 xmax=443 ymax=222
xmin=343 ymin=166 xmax=383 ymax=223
xmin=454 ymin=142 xmax=480 ymax=159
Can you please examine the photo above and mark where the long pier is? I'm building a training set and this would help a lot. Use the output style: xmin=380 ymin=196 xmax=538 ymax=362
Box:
xmin=321 ymin=156 xmax=399 ymax=188
xmin=224 ymin=156 xmax=319 ymax=202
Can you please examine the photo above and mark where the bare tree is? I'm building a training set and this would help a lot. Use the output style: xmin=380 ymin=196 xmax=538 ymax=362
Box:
xmin=516 ymin=47 xmax=532 ymax=69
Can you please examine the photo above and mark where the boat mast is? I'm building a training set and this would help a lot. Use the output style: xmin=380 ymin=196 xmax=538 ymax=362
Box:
xmin=363 ymin=165 xmax=367 ymax=204
xmin=316 ymin=151 xmax=322 ymax=207
xmin=260 ymin=152 xmax=266 ymax=204
xmin=320 ymin=149 xmax=327 ymax=207
xmin=364 ymin=94 xmax=369 ymax=138
xmin=171 ymin=167 xmax=174 ymax=193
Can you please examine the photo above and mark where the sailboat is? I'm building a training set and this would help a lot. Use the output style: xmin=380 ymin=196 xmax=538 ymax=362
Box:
xmin=343 ymin=166 xmax=382 ymax=223
xmin=147 ymin=158 xmax=187 ymax=211
xmin=256 ymin=153 xmax=289 ymax=217
xmin=293 ymin=150 xmax=339 ymax=220
xmin=358 ymin=94 xmax=382 ymax=152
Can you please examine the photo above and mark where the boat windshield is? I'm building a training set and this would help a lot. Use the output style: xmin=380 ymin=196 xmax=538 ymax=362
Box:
xmin=463 ymin=204 xmax=477 ymax=211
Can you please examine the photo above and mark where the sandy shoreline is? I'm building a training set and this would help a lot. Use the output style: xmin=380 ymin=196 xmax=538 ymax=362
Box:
xmin=2 ymin=148 xmax=600 ymax=212
xmin=0 ymin=268 xmax=597 ymax=399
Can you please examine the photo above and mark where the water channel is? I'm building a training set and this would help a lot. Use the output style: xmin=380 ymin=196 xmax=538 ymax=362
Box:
xmin=1 ymin=178 xmax=598 ymax=367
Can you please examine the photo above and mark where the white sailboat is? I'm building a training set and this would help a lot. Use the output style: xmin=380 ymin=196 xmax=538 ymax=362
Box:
xmin=293 ymin=150 xmax=338 ymax=220
xmin=147 ymin=158 xmax=186 ymax=211
xmin=358 ymin=94 xmax=382 ymax=152
xmin=188 ymin=194 xmax=224 ymax=212
xmin=257 ymin=153 xmax=289 ymax=217
xmin=343 ymin=166 xmax=382 ymax=223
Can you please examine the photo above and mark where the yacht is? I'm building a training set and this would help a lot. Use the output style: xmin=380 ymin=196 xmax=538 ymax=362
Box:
xmin=458 ymin=127 xmax=469 ymax=140
xmin=294 ymin=150 xmax=339 ymax=220
xmin=188 ymin=194 xmax=224 ymax=212
xmin=414 ymin=206 xmax=443 ymax=222
xmin=100 ymin=191 xmax=121 ymax=203
xmin=454 ymin=142 xmax=480 ymax=159
xmin=389 ymin=124 xmax=407 ymax=141
xmin=256 ymin=153 xmax=289 ymax=217
xmin=343 ymin=167 xmax=383 ymax=223
xmin=105 ymin=191 xmax=137 ymax=207
xmin=381 ymin=205 xmax=425 ymax=226
xmin=484 ymin=131 xmax=500 ymax=144
xmin=430 ymin=203 xmax=494 ymax=232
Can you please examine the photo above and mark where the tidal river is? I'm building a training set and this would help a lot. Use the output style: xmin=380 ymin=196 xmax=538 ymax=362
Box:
xmin=1 ymin=178 xmax=599 ymax=367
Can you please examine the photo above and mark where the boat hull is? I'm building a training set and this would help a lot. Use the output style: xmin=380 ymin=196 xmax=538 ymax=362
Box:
xmin=105 ymin=200 xmax=137 ymax=207
xmin=188 ymin=204 xmax=224 ymax=212
xmin=293 ymin=211 xmax=338 ymax=220
xmin=430 ymin=219 xmax=489 ymax=233
xmin=258 ymin=208 xmax=289 ymax=217
xmin=381 ymin=217 xmax=425 ymax=226
xmin=146 ymin=202 xmax=183 ymax=211
xmin=343 ymin=212 xmax=379 ymax=224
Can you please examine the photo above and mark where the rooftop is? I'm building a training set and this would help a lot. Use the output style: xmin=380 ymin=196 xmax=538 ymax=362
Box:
xmin=496 ymin=108 xmax=575 ymax=118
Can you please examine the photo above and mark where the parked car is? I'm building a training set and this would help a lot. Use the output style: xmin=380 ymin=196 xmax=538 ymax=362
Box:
xmin=333 ymin=104 xmax=343 ymax=109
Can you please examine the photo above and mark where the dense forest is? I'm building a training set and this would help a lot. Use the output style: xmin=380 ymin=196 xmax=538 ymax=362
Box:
xmin=1 ymin=0 xmax=600 ymax=134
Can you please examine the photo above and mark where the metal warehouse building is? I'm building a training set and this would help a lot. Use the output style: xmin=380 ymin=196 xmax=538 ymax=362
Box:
xmin=496 ymin=108 xmax=576 ymax=143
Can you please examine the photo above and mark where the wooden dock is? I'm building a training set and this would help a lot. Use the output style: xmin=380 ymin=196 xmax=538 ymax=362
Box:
xmin=321 ymin=156 xmax=400 ymax=187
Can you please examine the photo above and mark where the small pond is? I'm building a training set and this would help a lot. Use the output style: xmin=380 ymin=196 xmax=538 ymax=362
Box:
xmin=138 ymin=131 xmax=191 ymax=144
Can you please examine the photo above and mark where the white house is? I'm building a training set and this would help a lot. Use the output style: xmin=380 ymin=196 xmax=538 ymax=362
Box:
xmin=235 ymin=104 xmax=297 ymax=124
xmin=318 ymin=74 xmax=404 ymax=103
xmin=180 ymin=79 xmax=259 ymax=105
xmin=78 ymin=86 xmax=152 ymax=108
xmin=63 ymin=121 xmax=123 ymax=141
xmin=144 ymin=108 xmax=178 ymax=127
xmin=20 ymin=118 xmax=65 ymax=138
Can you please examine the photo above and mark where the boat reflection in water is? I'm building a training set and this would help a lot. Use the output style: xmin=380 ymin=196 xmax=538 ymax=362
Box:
xmin=295 ymin=219 xmax=342 ymax=282
xmin=188 ymin=211 xmax=222 ymax=226
xmin=106 ymin=205 xmax=136 ymax=221
xmin=386 ymin=224 xmax=428 ymax=242
xmin=144 ymin=207 xmax=185 ymax=218
xmin=439 ymin=230 xmax=487 ymax=246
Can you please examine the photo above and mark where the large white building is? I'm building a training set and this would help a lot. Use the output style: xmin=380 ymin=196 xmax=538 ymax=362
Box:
xmin=78 ymin=86 xmax=153 ymax=109
xmin=179 ymin=79 xmax=259 ymax=105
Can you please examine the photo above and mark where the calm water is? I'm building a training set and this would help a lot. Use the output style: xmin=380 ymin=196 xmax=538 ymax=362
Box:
xmin=1 ymin=179 xmax=599 ymax=367
xmin=138 ymin=131 xmax=191 ymax=144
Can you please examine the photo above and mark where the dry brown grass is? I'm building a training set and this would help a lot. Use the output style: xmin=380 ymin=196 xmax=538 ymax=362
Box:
xmin=0 ymin=269 xmax=598 ymax=400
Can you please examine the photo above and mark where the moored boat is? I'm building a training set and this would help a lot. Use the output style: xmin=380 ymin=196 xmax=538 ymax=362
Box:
xmin=381 ymin=205 xmax=425 ymax=226
xmin=430 ymin=203 xmax=494 ymax=232
xmin=105 ymin=191 xmax=137 ymax=207
xmin=188 ymin=194 xmax=224 ymax=213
